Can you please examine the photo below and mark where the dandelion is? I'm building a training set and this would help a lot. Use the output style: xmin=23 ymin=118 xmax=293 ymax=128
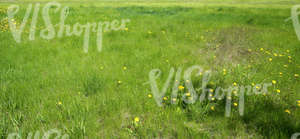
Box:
xmin=123 ymin=66 xmax=127 ymax=70
xmin=209 ymin=94 xmax=213 ymax=97
xmin=284 ymin=109 xmax=291 ymax=114
xmin=260 ymin=48 xmax=264 ymax=51
xmin=172 ymin=98 xmax=177 ymax=102
xmin=185 ymin=92 xmax=191 ymax=97
xmin=134 ymin=117 xmax=140 ymax=122
xmin=223 ymin=69 xmax=226 ymax=72
xmin=148 ymin=94 xmax=152 ymax=98
xmin=284 ymin=65 xmax=288 ymax=68
xmin=268 ymin=58 xmax=272 ymax=62
xmin=273 ymin=53 xmax=278 ymax=57
xmin=295 ymin=74 xmax=299 ymax=77
xmin=211 ymin=97 xmax=215 ymax=101
xmin=57 ymin=101 xmax=62 ymax=105
xmin=248 ymin=49 xmax=252 ymax=52
xmin=288 ymin=56 xmax=292 ymax=59
xmin=279 ymin=54 xmax=283 ymax=57
xmin=272 ymin=80 xmax=276 ymax=84
xmin=210 ymin=106 xmax=215 ymax=111
xmin=297 ymin=103 xmax=300 ymax=107
xmin=276 ymin=89 xmax=280 ymax=93
xmin=163 ymin=96 xmax=168 ymax=100
xmin=251 ymin=83 xmax=255 ymax=86
xmin=209 ymin=89 xmax=214 ymax=93
xmin=279 ymin=72 xmax=283 ymax=75
xmin=286 ymin=50 xmax=290 ymax=53
xmin=124 ymin=27 xmax=128 ymax=31
xmin=255 ymin=86 xmax=260 ymax=89
xmin=233 ymin=82 xmax=237 ymax=86
xmin=178 ymin=85 xmax=185 ymax=90
xmin=117 ymin=80 xmax=122 ymax=84
xmin=186 ymin=80 xmax=190 ymax=83
xmin=233 ymin=103 xmax=238 ymax=106
xmin=233 ymin=90 xmax=237 ymax=95
xmin=297 ymin=100 xmax=300 ymax=103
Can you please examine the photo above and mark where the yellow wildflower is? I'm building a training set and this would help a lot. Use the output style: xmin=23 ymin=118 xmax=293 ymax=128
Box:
xmin=163 ymin=96 xmax=168 ymax=100
xmin=272 ymin=80 xmax=276 ymax=84
xmin=268 ymin=58 xmax=272 ymax=62
xmin=276 ymin=89 xmax=280 ymax=93
xmin=124 ymin=27 xmax=128 ymax=31
xmin=211 ymin=97 xmax=215 ymax=101
xmin=186 ymin=92 xmax=191 ymax=97
xmin=178 ymin=85 xmax=184 ymax=90
xmin=248 ymin=49 xmax=252 ymax=52
xmin=172 ymin=98 xmax=177 ymax=102
xmin=279 ymin=72 xmax=283 ymax=75
xmin=251 ymin=83 xmax=255 ymax=86
xmin=273 ymin=53 xmax=278 ymax=56
xmin=260 ymin=48 xmax=264 ymax=51
xmin=148 ymin=94 xmax=152 ymax=98
xmin=210 ymin=106 xmax=215 ymax=111
xmin=123 ymin=66 xmax=127 ymax=70
xmin=233 ymin=103 xmax=238 ymax=107
xmin=134 ymin=117 xmax=140 ymax=122
xmin=209 ymin=89 xmax=214 ymax=93
xmin=285 ymin=109 xmax=291 ymax=114
xmin=233 ymin=82 xmax=237 ymax=86
xmin=286 ymin=50 xmax=290 ymax=53
xmin=117 ymin=80 xmax=122 ymax=84
xmin=295 ymin=74 xmax=299 ymax=77
xmin=288 ymin=56 xmax=292 ymax=59
xmin=284 ymin=65 xmax=288 ymax=68
xmin=57 ymin=101 xmax=62 ymax=105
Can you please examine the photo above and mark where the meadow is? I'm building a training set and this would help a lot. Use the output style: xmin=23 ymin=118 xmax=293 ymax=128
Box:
xmin=0 ymin=0 xmax=300 ymax=138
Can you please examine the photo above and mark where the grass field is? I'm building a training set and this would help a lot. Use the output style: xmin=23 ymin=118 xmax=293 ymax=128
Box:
xmin=0 ymin=0 xmax=300 ymax=138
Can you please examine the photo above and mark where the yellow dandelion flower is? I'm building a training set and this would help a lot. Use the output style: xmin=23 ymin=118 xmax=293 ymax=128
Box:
xmin=295 ymin=74 xmax=299 ymax=77
xmin=251 ymin=83 xmax=255 ymax=86
xmin=210 ymin=106 xmax=215 ymax=111
xmin=284 ymin=65 xmax=288 ymax=68
xmin=57 ymin=101 xmax=62 ymax=105
xmin=178 ymin=85 xmax=184 ymax=90
xmin=186 ymin=92 xmax=191 ymax=97
xmin=273 ymin=53 xmax=278 ymax=56
xmin=279 ymin=54 xmax=283 ymax=57
xmin=233 ymin=103 xmax=238 ymax=106
xmin=148 ymin=94 xmax=152 ymax=98
xmin=117 ymin=80 xmax=122 ymax=84
xmin=297 ymin=103 xmax=300 ymax=107
xmin=268 ymin=58 xmax=272 ymax=62
xmin=163 ymin=96 xmax=168 ymax=100
xmin=233 ymin=82 xmax=237 ymax=86
xmin=272 ymin=80 xmax=276 ymax=84
xmin=186 ymin=80 xmax=190 ymax=83
xmin=123 ymin=66 xmax=127 ymax=70
xmin=255 ymin=86 xmax=260 ymax=89
xmin=288 ymin=56 xmax=292 ymax=59
xmin=172 ymin=98 xmax=177 ymax=102
xmin=124 ymin=27 xmax=128 ymax=31
xmin=211 ymin=97 xmax=215 ymax=101
xmin=233 ymin=90 xmax=237 ymax=95
xmin=134 ymin=117 xmax=140 ymax=122
xmin=286 ymin=50 xmax=290 ymax=53
xmin=209 ymin=89 xmax=214 ymax=93
xmin=276 ymin=89 xmax=280 ymax=93
xmin=209 ymin=94 xmax=213 ymax=97
xmin=260 ymin=48 xmax=264 ymax=51
xmin=284 ymin=109 xmax=291 ymax=114
xmin=297 ymin=100 xmax=300 ymax=103
xmin=223 ymin=69 xmax=226 ymax=72
xmin=279 ymin=72 xmax=283 ymax=75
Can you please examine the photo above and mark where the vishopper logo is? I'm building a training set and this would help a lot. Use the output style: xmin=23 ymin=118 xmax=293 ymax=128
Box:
xmin=286 ymin=5 xmax=300 ymax=41
xmin=145 ymin=65 xmax=273 ymax=117
xmin=7 ymin=2 xmax=130 ymax=53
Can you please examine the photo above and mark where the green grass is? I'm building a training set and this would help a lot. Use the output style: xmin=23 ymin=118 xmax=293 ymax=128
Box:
xmin=0 ymin=1 xmax=300 ymax=138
